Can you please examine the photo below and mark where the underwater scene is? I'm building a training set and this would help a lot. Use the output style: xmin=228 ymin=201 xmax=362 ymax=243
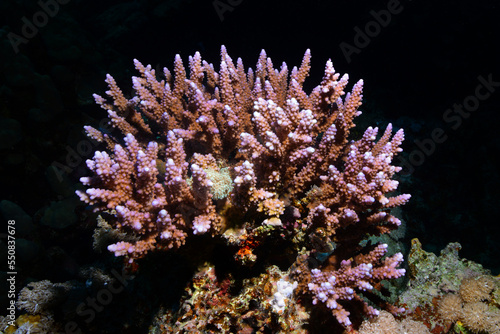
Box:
xmin=1 ymin=0 xmax=499 ymax=333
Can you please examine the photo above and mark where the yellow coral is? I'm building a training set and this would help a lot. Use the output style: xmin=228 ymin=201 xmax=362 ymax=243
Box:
xmin=461 ymin=302 xmax=490 ymax=333
xmin=204 ymin=165 xmax=233 ymax=200
xmin=460 ymin=275 xmax=495 ymax=303
xmin=4 ymin=314 xmax=42 ymax=334
xmin=438 ymin=293 xmax=463 ymax=322
xmin=438 ymin=275 xmax=500 ymax=334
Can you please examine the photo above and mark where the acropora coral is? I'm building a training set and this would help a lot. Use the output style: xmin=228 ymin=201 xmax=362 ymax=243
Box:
xmin=77 ymin=46 xmax=410 ymax=330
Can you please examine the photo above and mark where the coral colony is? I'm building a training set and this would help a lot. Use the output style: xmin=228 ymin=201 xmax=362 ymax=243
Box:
xmin=77 ymin=46 xmax=410 ymax=330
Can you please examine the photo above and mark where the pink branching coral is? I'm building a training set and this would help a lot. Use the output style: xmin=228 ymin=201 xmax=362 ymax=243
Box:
xmin=77 ymin=46 xmax=410 ymax=329
xmin=306 ymin=245 xmax=405 ymax=327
